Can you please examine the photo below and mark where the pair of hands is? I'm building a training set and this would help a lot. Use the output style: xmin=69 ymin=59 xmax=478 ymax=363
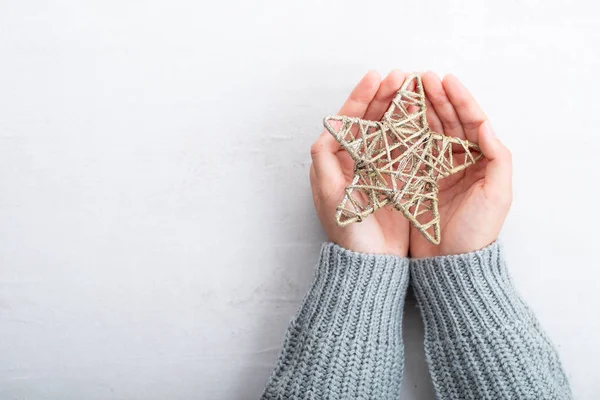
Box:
xmin=309 ymin=71 xmax=512 ymax=258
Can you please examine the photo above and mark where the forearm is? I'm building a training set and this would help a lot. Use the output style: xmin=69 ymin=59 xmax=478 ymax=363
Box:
xmin=410 ymin=242 xmax=572 ymax=399
xmin=262 ymin=243 xmax=410 ymax=400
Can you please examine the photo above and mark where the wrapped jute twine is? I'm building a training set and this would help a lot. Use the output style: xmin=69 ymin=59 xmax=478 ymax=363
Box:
xmin=323 ymin=73 xmax=483 ymax=245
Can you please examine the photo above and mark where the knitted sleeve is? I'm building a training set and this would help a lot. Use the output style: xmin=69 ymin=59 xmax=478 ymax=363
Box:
xmin=261 ymin=243 xmax=410 ymax=400
xmin=410 ymin=242 xmax=572 ymax=400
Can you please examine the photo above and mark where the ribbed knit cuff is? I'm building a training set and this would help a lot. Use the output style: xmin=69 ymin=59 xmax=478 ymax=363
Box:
xmin=410 ymin=242 xmax=533 ymax=340
xmin=262 ymin=243 xmax=410 ymax=400
xmin=410 ymin=242 xmax=573 ymax=399
xmin=297 ymin=243 xmax=409 ymax=346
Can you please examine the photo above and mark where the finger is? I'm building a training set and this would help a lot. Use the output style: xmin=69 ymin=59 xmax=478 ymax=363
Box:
xmin=363 ymin=69 xmax=407 ymax=121
xmin=310 ymin=130 xmax=345 ymax=182
xmin=422 ymin=71 xmax=465 ymax=139
xmin=478 ymin=121 xmax=512 ymax=202
xmin=443 ymin=74 xmax=487 ymax=143
xmin=310 ymin=162 xmax=341 ymax=208
xmin=317 ymin=70 xmax=381 ymax=153
xmin=338 ymin=70 xmax=381 ymax=117
xmin=425 ymin=97 xmax=443 ymax=133
xmin=363 ymin=70 xmax=408 ymax=173
xmin=310 ymin=149 xmax=345 ymax=193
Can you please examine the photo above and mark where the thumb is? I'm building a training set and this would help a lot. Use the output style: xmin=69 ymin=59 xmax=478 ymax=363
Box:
xmin=478 ymin=121 xmax=513 ymax=202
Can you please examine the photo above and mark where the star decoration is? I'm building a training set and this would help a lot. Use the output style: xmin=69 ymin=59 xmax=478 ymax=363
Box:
xmin=323 ymin=73 xmax=483 ymax=245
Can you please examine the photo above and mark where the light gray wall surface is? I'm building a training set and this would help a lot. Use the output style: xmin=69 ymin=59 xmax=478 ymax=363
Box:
xmin=1 ymin=0 xmax=598 ymax=399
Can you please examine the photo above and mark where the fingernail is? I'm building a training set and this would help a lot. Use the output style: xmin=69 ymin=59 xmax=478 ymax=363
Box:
xmin=483 ymin=121 xmax=496 ymax=137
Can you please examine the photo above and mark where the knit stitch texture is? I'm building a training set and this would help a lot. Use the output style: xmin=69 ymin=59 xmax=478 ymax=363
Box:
xmin=411 ymin=242 xmax=572 ymax=399
xmin=261 ymin=243 xmax=410 ymax=399
xmin=262 ymin=242 xmax=572 ymax=399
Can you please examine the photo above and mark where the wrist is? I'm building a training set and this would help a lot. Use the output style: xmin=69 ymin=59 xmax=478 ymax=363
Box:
xmin=326 ymin=225 xmax=410 ymax=257
xmin=410 ymin=235 xmax=498 ymax=258
xmin=332 ymin=236 xmax=409 ymax=257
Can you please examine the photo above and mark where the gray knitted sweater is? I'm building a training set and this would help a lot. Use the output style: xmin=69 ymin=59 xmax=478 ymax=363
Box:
xmin=262 ymin=242 xmax=572 ymax=399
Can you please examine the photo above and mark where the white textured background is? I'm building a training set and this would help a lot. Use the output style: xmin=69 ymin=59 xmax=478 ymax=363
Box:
xmin=0 ymin=0 xmax=598 ymax=399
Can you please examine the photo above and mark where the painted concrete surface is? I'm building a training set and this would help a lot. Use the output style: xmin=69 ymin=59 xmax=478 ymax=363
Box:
xmin=0 ymin=0 xmax=598 ymax=398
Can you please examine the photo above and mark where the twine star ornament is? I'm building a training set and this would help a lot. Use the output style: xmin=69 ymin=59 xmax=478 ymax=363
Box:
xmin=323 ymin=73 xmax=484 ymax=245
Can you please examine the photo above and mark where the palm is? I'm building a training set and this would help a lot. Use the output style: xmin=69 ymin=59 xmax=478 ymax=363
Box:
xmin=410 ymin=160 xmax=488 ymax=257
xmin=334 ymin=150 xmax=410 ymax=255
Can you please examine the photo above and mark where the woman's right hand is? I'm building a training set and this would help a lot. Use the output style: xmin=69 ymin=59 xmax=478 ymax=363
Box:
xmin=309 ymin=70 xmax=412 ymax=257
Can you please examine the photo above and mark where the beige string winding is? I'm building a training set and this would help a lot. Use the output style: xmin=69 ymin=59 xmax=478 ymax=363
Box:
xmin=323 ymin=73 xmax=483 ymax=245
